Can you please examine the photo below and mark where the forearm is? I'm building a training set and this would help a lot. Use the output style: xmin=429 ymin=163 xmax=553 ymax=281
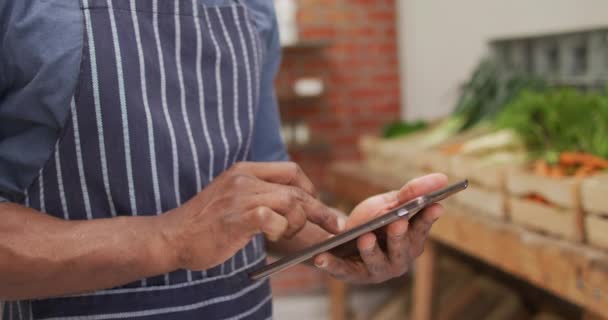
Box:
xmin=0 ymin=203 xmax=176 ymax=300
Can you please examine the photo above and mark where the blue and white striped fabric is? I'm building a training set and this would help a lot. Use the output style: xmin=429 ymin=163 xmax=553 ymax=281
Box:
xmin=4 ymin=0 xmax=272 ymax=318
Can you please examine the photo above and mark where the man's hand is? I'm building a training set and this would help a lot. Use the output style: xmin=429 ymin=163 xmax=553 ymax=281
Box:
xmin=160 ymin=162 xmax=342 ymax=271
xmin=313 ymin=173 xmax=448 ymax=284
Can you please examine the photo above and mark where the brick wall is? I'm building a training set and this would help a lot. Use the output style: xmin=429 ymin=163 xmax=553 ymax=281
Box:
xmin=270 ymin=0 xmax=401 ymax=295
xmin=297 ymin=0 xmax=401 ymax=161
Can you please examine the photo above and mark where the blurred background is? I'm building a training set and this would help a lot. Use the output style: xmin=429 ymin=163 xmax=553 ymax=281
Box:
xmin=270 ymin=0 xmax=608 ymax=319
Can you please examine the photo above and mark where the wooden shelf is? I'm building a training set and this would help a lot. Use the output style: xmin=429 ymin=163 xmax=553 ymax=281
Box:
xmin=327 ymin=162 xmax=608 ymax=319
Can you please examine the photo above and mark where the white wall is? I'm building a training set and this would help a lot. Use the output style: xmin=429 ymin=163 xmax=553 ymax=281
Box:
xmin=397 ymin=0 xmax=608 ymax=121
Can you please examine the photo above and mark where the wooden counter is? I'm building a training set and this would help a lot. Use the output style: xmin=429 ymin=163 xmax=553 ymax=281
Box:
xmin=327 ymin=162 xmax=608 ymax=319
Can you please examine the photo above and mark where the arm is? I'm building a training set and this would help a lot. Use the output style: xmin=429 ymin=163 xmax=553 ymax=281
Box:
xmin=0 ymin=202 xmax=175 ymax=300
xmin=0 ymin=162 xmax=341 ymax=300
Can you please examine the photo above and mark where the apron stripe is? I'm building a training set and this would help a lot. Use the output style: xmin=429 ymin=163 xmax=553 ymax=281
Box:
xmin=71 ymin=98 xmax=93 ymax=219
xmin=232 ymin=5 xmax=254 ymax=163
xmin=38 ymin=172 xmax=45 ymax=213
xmin=83 ymin=0 xmax=117 ymax=217
xmin=106 ymin=0 xmax=137 ymax=216
xmin=129 ymin=0 xmax=162 ymax=216
xmin=153 ymin=0 xmax=178 ymax=285
xmin=216 ymin=7 xmax=243 ymax=166
xmin=193 ymin=1 xmax=213 ymax=279
xmin=152 ymin=0 xmax=181 ymax=209
xmin=60 ymin=255 xmax=267 ymax=297
xmin=192 ymin=0 xmax=215 ymax=186
xmin=175 ymin=1 xmax=202 ymax=194
xmin=54 ymin=146 xmax=69 ymax=219
xmin=229 ymin=7 xmax=255 ymax=266
xmin=204 ymin=7 xmax=230 ymax=174
xmin=174 ymin=0 xmax=197 ymax=283
xmin=223 ymin=294 xmax=271 ymax=320
xmin=242 ymin=7 xmax=261 ymax=158
xmin=63 ymin=254 xmax=266 ymax=297
xmin=108 ymin=2 xmax=145 ymax=286
xmin=38 ymin=280 xmax=268 ymax=320
xmin=204 ymin=6 xmax=230 ymax=276
xmin=16 ymin=302 xmax=22 ymax=320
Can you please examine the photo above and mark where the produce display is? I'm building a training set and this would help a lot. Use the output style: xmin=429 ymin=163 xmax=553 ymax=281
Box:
xmin=496 ymin=88 xmax=608 ymax=178
xmin=360 ymin=57 xmax=608 ymax=249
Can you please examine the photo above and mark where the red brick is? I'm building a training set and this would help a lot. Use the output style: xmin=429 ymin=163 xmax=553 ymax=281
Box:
xmin=300 ymin=26 xmax=337 ymax=40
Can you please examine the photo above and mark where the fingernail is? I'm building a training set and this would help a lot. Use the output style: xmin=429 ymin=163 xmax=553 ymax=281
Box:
xmin=315 ymin=258 xmax=327 ymax=268
xmin=364 ymin=238 xmax=376 ymax=252
xmin=337 ymin=215 xmax=346 ymax=232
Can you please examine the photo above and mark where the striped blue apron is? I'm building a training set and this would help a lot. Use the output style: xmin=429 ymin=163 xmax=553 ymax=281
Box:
xmin=4 ymin=0 xmax=271 ymax=319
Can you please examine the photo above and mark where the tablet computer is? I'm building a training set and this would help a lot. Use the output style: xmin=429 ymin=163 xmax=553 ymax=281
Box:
xmin=249 ymin=179 xmax=468 ymax=280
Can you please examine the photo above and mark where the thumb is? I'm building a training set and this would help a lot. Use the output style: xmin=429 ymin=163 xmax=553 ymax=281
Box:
xmin=397 ymin=173 xmax=448 ymax=202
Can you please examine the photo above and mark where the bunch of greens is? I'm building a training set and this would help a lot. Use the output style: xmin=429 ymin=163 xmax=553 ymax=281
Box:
xmin=495 ymin=88 xmax=608 ymax=163
xmin=381 ymin=120 xmax=428 ymax=139
xmin=452 ymin=59 xmax=546 ymax=132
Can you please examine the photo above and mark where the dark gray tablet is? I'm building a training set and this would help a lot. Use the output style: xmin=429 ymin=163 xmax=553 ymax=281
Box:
xmin=249 ymin=179 xmax=468 ymax=281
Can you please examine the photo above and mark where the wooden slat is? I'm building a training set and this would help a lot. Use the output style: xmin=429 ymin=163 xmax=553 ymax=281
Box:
xmin=449 ymin=155 xmax=505 ymax=189
xmin=509 ymin=197 xmax=577 ymax=240
xmin=454 ymin=184 xmax=505 ymax=219
xmin=328 ymin=278 xmax=347 ymax=320
xmin=411 ymin=241 xmax=437 ymax=320
xmin=587 ymin=215 xmax=608 ymax=250
xmin=506 ymin=168 xmax=580 ymax=209
xmin=582 ymin=174 xmax=608 ymax=216
xmin=328 ymin=162 xmax=608 ymax=319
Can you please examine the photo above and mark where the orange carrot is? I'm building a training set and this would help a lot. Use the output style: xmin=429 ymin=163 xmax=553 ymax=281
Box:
xmin=574 ymin=165 xmax=596 ymax=178
xmin=549 ymin=165 xmax=565 ymax=178
xmin=560 ymin=152 xmax=608 ymax=169
xmin=440 ymin=143 xmax=463 ymax=155
xmin=534 ymin=160 xmax=550 ymax=176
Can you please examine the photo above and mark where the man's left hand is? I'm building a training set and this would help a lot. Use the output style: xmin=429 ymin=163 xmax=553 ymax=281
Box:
xmin=314 ymin=173 xmax=447 ymax=284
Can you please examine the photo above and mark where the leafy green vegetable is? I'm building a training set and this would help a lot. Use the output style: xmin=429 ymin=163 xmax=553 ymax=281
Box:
xmin=495 ymin=88 xmax=608 ymax=162
xmin=452 ymin=59 xmax=545 ymax=132
xmin=382 ymin=120 xmax=428 ymax=139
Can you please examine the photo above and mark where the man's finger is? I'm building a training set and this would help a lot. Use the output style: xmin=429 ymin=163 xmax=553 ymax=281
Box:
xmin=407 ymin=203 xmax=443 ymax=257
xmin=397 ymin=173 xmax=448 ymax=202
xmin=357 ymin=233 xmax=391 ymax=280
xmin=314 ymin=253 xmax=368 ymax=282
xmin=231 ymin=162 xmax=317 ymax=196
xmin=251 ymin=184 xmax=342 ymax=234
xmin=386 ymin=219 xmax=410 ymax=270
xmin=243 ymin=206 xmax=288 ymax=242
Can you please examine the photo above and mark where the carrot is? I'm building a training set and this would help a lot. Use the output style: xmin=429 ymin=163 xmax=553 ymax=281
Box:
xmin=534 ymin=160 xmax=550 ymax=176
xmin=526 ymin=193 xmax=550 ymax=205
xmin=440 ymin=143 xmax=463 ymax=155
xmin=574 ymin=165 xmax=596 ymax=178
xmin=549 ymin=165 xmax=565 ymax=178
xmin=559 ymin=152 xmax=608 ymax=169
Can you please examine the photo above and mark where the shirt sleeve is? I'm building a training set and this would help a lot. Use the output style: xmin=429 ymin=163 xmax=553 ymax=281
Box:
xmin=248 ymin=1 xmax=289 ymax=162
xmin=0 ymin=1 xmax=82 ymax=203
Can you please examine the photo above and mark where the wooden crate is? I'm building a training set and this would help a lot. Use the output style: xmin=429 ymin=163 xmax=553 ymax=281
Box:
xmin=414 ymin=149 xmax=452 ymax=175
xmin=360 ymin=135 xmax=427 ymax=180
xmin=449 ymin=155 xmax=507 ymax=189
xmin=454 ymin=184 xmax=506 ymax=219
xmin=582 ymin=174 xmax=608 ymax=216
xmin=506 ymin=168 xmax=586 ymax=242
xmin=509 ymin=197 xmax=578 ymax=240
xmin=506 ymin=168 xmax=581 ymax=209
xmin=586 ymin=214 xmax=608 ymax=250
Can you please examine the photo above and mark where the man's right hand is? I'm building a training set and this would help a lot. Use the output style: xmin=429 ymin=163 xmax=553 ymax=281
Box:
xmin=159 ymin=162 xmax=343 ymax=271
